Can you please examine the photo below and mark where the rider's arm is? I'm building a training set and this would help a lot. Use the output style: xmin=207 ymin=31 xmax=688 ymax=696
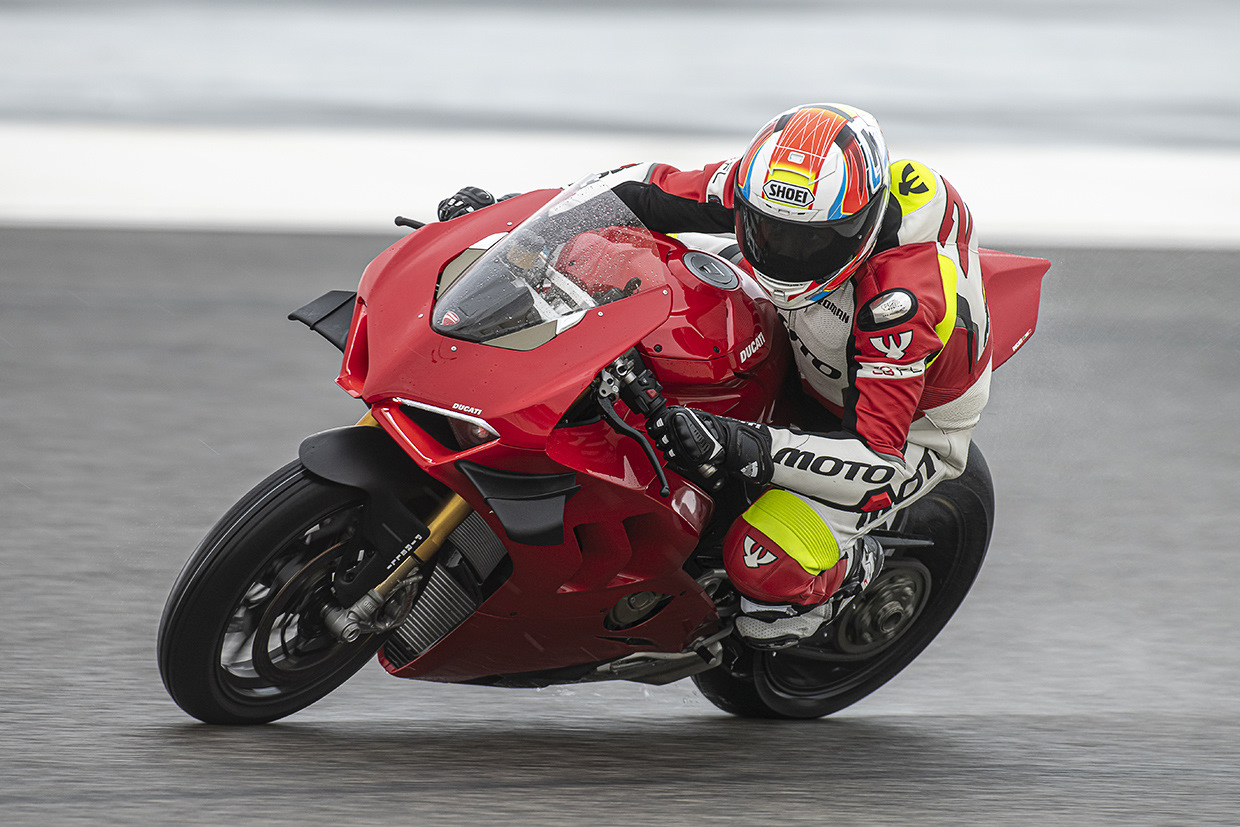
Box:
xmin=438 ymin=160 xmax=739 ymax=235
xmin=611 ymin=160 xmax=738 ymax=235
xmin=763 ymin=250 xmax=953 ymax=507
xmin=846 ymin=249 xmax=955 ymax=458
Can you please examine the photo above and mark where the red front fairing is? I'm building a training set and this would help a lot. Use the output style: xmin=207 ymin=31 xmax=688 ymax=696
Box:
xmin=342 ymin=191 xmax=669 ymax=448
xmin=335 ymin=188 xmax=790 ymax=682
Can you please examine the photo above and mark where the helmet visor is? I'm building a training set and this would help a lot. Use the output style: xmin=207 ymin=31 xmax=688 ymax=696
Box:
xmin=734 ymin=190 xmax=887 ymax=285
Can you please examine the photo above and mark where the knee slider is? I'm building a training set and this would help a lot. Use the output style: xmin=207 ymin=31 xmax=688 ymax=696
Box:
xmin=740 ymin=489 xmax=840 ymax=573
xmin=722 ymin=489 xmax=848 ymax=605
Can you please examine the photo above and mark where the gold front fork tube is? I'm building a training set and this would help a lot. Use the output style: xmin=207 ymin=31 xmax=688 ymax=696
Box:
xmin=372 ymin=493 xmax=473 ymax=599
xmin=350 ymin=408 xmax=472 ymax=596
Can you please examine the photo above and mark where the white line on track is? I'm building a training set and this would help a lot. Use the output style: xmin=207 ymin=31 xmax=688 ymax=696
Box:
xmin=3 ymin=122 xmax=1237 ymax=247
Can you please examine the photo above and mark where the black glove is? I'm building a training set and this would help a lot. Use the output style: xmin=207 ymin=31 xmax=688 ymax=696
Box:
xmin=647 ymin=406 xmax=773 ymax=485
xmin=437 ymin=186 xmax=496 ymax=221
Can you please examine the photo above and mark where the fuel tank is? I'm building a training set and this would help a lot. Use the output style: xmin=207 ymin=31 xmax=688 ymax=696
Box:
xmin=639 ymin=248 xmax=790 ymax=424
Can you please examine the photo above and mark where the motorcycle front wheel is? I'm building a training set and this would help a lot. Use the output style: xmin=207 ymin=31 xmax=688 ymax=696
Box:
xmin=692 ymin=442 xmax=995 ymax=719
xmin=158 ymin=461 xmax=400 ymax=724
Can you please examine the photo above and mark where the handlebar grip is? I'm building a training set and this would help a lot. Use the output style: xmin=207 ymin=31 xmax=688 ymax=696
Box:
xmin=616 ymin=359 xmax=666 ymax=419
xmin=606 ymin=358 xmax=727 ymax=494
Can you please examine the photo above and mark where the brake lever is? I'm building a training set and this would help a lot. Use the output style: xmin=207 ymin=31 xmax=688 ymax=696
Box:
xmin=596 ymin=363 xmax=671 ymax=498
xmin=609 ymin=351 xmax=724 ymax=489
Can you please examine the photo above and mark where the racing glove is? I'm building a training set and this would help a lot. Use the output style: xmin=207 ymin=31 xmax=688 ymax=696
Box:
xmin=647 ymin=406 xmax=774 ymax=485
xmin=437 ymin=186 xmax=496 ymax=221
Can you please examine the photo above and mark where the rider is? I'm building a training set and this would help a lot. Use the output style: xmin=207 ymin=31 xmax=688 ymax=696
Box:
xmin=438 ymin=103 xmax=991 ymax=650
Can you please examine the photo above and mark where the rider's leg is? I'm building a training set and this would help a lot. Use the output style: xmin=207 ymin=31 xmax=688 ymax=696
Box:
xmin=722 ymin=427 xmax=969 ymax=649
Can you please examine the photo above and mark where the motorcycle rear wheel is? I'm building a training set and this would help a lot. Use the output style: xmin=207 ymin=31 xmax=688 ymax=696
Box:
xmin=693 ymin=442 xmax=994 ymax=719
xmin=158 ymin=461 xmax=389 ymax=724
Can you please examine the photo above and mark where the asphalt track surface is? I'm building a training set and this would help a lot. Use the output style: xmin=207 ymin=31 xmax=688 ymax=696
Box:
xmin=5 ymin=0 xmax=1239 ymax=823
xmin=1 ymin=227 xmax=1238 ymax=825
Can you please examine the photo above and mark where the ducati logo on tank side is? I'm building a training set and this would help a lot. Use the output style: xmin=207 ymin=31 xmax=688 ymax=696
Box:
xmin=739 ymin=331 xmax=766 ymax=364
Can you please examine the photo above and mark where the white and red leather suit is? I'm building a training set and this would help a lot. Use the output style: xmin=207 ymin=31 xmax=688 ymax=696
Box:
xmin=610 ymin=157 xmax=991 ymax=608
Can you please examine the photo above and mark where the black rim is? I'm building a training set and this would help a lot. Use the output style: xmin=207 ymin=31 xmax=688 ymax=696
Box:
xmin=695 ymin=444 xmax=993 ymax=718
xmin=832 ymin=560 xmax=931 ymax=657
xmin=215 ymin=505 xmax=373 ymax=699
xmin=758 ymin=558 xmax=934 ymax=699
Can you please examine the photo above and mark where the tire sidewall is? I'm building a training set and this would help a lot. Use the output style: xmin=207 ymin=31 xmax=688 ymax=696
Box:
xmin=158 ymin=462 xmax=379 ymax=724
xmin=698 ymin=443 xmax=995 ymax=719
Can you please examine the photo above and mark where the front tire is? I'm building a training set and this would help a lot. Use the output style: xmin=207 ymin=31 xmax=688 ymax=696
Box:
xmin=158 ymin=461 xmax=386 ymax=724
xmin=693 ymin=442 xmax=995 ymax=719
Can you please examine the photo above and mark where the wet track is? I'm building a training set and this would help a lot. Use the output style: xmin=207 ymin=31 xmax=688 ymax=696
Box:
xmin=2 ymin=228 xmax=1238 ymax=824
xmin=4 ymin=0 xmax=1240 ymax=821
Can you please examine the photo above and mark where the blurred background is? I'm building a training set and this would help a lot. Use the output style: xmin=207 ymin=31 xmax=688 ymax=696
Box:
xmin=3 ymin=0 xmax=1240 ymax=241
xmin=2 ymin=1 xmax=1239 ymax=825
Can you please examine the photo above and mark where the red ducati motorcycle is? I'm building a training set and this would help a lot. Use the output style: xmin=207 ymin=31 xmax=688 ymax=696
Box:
xmin=158 ymin=177 xmax=1049 ymax=724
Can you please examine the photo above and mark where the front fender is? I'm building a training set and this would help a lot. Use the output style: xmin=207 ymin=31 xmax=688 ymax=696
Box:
xmin=299 ymin=424 xmax=428 ymax=499
xmin=299 ymin=425 xmax=440 ymax=604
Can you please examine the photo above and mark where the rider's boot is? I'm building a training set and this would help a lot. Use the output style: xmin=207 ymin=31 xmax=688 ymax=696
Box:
xmin=734 ymin=536 xmax=885 ymax=650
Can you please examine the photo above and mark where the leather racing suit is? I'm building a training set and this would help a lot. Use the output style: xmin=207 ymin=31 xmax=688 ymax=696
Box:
xmin=607 ymin=158 xmax=991 ymax=621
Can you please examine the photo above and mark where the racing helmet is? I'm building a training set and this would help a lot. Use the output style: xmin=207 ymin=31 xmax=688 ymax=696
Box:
xmin=734 ymin=103 xmax=891 ymax=310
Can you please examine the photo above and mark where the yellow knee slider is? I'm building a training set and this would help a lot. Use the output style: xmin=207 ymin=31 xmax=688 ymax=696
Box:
xmin=741 ymin=489 xmax=841 ymax=575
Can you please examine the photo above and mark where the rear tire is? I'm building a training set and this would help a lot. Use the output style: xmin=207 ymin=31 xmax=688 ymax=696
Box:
xmin=158 ymin=461 xmax=385 ymax=724
xmin=692 ymin=442 xmax=995 ymax=719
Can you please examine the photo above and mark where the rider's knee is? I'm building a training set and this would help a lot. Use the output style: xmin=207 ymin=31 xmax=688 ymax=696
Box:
xmin=722 ymin=488 xmax=848 ymax=606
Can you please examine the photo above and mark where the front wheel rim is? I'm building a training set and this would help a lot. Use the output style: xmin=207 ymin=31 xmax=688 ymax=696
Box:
xmin=215 ymin=506 xmax=372 ymax=699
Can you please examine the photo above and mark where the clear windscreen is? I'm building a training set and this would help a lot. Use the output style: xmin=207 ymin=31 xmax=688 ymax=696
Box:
xmin=431 ymin=178 xmax=667 ymax=350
